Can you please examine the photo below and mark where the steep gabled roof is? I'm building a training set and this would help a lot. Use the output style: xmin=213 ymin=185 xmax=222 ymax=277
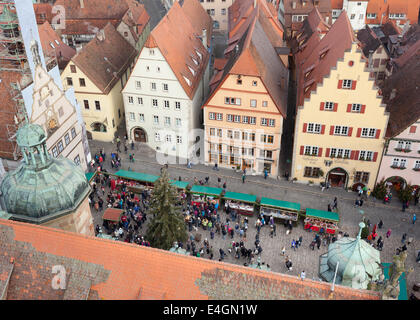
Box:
xmin=207 ymin=11 xmax=288 ymax=118
xmin=142 ymin=0 xmax=211 ymax=99
xmin=357 ymin=26 xmax=383 ymax=57
xmin=382 ymin=51 xmax=420 ymax=138
xmin=296 ymin=11 xmax=356 ymax=107
xmin=72 ymin=23 xmax=137 ymax=94
xmin=0 ymin=219 xmax=381 ymax=300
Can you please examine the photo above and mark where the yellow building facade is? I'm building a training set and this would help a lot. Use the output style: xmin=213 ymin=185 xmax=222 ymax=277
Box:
xmin=291 ymin=42 xmax=389 ymax=190
xmin=204 ymin=75 xmax=284 ymax=176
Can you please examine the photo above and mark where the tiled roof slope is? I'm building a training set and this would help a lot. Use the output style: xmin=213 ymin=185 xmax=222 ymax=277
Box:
xmin=119 ymin=2 xmax=150 ymax=42
xmin=0 ymin=220 xmax=381 ymax=300
xmin=211 ymin=7 xmax=288 ymax=118
xmin=357 ymin=26 xmax=382 ymax=57
xmin=382 ymin=51 xmax=420 ymax=138
xmin=38 ymin=21 xmax=77 ymax=70
xmin=72 ymin=23 xmax=136 ymax=94
xmin=295 ymin=11 xmax=356 ymax=107
xmin=33 ymin=3 xmax=53 ymax=25
xmin=366 ymin=0 xmax=419 ymax=26
xmin=331 ymin=0 xmax=344 ymax=10
xmin=143 ymin=0 xmax=211 ymax=100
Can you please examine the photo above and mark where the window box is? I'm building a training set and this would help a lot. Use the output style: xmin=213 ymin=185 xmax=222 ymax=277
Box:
xmin=391 ymin=165 xmax=406 ymax=169
xmin=395 ymin=148 xmax=411 ymax=153
xmin=413 ymin=168 xmax=420 ymax=172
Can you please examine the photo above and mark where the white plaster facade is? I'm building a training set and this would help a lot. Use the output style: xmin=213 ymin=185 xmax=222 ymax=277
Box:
xmin=31 ymin=64 xmax=87 ymax=171
xmin=342 ymin=0 xmax=368 ymax=31
xmin=122 ymin=46 xmax=210 ymax=161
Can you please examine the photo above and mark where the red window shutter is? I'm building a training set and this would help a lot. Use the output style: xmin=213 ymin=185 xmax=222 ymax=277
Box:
xmin=318 ymin=148 xmax=323 ymax=157
xmin=355 ymin=150 xmax=360 ymax=160
xmin=300 ymin=146 xmax=304 ymax=155
xmin=338 ymin=80 xmax=343 ymax=89
xmin=373 ymin=152 xmax=378 ymax=162
xmin=356 ymin=128 xmax=362 ymax=137
xmin=351 ymin=81 xmax=357 ymax=90
xmin=361 ymin=105 xmax=366 ymax=113
xmin=410 ymin=126 xmax=417 ymax=133
xmin=333 ymin=103 xmax=338 ymax=112
xmin=350 ymin=150 xmax=355 ymax=160
xmin=326 ymin=148 xmax=330 ymax=157
xmin=321 ymin=125 xmax=325 ymax=134
xmin=303 ymin=123 xmax=307 ymax=132
xmin=347 ymin=104 xmax=352 ymax=112
xmin=330 ymin=126 xmax=335 ymax=135
xmin=375 ymin=129 xmax=381 ymax=139
xmin=320 ymin=102 xmax=325 ymax=111
xmin=348 ymin=127 xmax=353 ymax=137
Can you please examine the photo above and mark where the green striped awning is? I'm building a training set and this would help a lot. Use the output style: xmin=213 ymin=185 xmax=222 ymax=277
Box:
xmin=260 ymin=197 xmax=300 ymax=211
xmin=190 ymin=185 xmax=223 ymax=197
xmin=223 ymin=191 xmax=256 ymax=204
xmin=115 ymin=170 xmax=159 ymax=183
xmin=170 ymin=180 xmax=190 ymax=190
xmin=305 ymin=208 xmax=339 ymax=222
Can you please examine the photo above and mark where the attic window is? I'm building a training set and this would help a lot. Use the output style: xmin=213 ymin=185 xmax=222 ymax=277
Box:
xmin=304 ymin=79 xmax=315 ymax=93
xmin=188 ymin=66 xmax=196 ymax=76
xmin=183 ymin=76 xmax=192 ymax=86
xmin=304 ymin=64 xmax=315 ymax=78
xmin=50 ymin=42 xmax=55 ymax=49
xmin=195 ymin=50 xmax=202 ymax=60
xmin=54 ymin=40 xmax=59 ymax=45
xmin=192 ymin=57 xmax=198 ymax=65
xmin=319 ymin=47 xmax=330 ymax=59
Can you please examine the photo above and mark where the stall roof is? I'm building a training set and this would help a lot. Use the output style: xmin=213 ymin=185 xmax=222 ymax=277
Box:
xmin=115 ymin=170 xmax=159 ymax=183
xmin=306 ymin=208 xmax=339 ymax=222
xmin=102 ymin=208 xmax=124 ymax=222
xmin=224 ymin=191 xmax=257 ymax=204
xmin=85 ymin=172 xmax=95 ymax=182
xmin=190 ymin=185 xmax=223 ymax=196
xmin=170 ymin=180 xmax=190 ymax=190
xmin=260 ymin=197 xmax=300 ymax=211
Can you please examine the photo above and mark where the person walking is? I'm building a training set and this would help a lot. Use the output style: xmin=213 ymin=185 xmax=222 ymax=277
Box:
xmin=332 ymin=197 xmax=338 ymax=210
xmin=413 ymin=213 xmax=417 ymax=224
xmin=378 ymin=219 xmax=383 ymax=229
xmin=281 ymin=246 xmax=286 ymax=256
xmin=291 ymin=239 xmax=296 ymax=251
xmin=242 ymin=173 xmax=246 ymax=184
xmin=386 ymin=229 xmax=392 ymax=238
xmin=401 ymin=233 xmax=407 ymax=244
xmin=327 ymin=204 xmax=332 ymax=212
xmin=300 ymin=271 xmax=306 ymax=281
xmin=264 ymin=169 xmax=268 ymax=179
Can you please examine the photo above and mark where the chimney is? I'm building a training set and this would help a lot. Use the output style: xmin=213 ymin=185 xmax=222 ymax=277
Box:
xmin=80 ymin=0 xmax=84 ymax=9
xmin=202 ymin=28 xmax=207 ymax=48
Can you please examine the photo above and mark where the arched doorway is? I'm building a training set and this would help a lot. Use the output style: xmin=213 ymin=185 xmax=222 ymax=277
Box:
xmin=132 ymin=127 xmax=147 ymax=142
xmin=385 ymin=176 xmax=406 ymax=192
xmin=326 ymin=167 xmax=348 ymax=188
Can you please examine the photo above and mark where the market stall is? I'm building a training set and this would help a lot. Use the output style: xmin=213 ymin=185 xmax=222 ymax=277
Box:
xmin=102 ymin=208 xmax=124 ymax=231
xmin=223 ymin=191 xmax=256 ymax=216
xmin=170 ymin=180 xmax=189 ymax=203
xmin=189 ymin=185 xmax=223 ymax=206
xmin=259 ymin=197 xmax=300 ymax=222
xmin=114 ymin=170 xmax=159 ymax=191
xmin=304 ymin=208 xmax=339 ymax=234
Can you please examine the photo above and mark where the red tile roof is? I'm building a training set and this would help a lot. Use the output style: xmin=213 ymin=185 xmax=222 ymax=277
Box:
xmin=366 ymin=0 xmax=419 ymax=26
xmin=72 ymin=23 xmax=137 ymax=94
xmin=33 ymin=3 xmax=53 ymax=25
xmin=382 ymin=50 xmax=420 ymax=138
xmin=331 ymin=0 xmax=344 ymax=10
xmin=295 ymin=11 xmax=356 ymax=106
xmin=38 ymin=21 xmax=77 ymax=70
xmin=142 ymin=0 xmax=212 ymax=100
xmin=0 ymin=219 xmax=382 ymax=300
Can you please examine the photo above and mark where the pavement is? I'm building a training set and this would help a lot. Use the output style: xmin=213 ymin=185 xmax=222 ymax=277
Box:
xmin=88 ymin=137 xmax=420 ymax=297
xmin=138 ymin=0 xmax=167 ymax=29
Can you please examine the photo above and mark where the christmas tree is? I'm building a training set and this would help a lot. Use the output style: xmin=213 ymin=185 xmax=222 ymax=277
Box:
xmin=398 ymin=184 xmax=414 ymax=203
xmin=372 ymin=178 xmax=387 ymax=200
xmin=146 ymin=169 xmax=188 ymax=250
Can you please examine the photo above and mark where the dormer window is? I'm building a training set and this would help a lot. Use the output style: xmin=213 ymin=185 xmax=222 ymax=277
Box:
xmin=196 ymin=50 xmax=202 ymax=60
xmin=188 ymin=66 xmax=195 ymax=76
xmin=319 ymin=47 xmax=329 ymax=59
xmin=304 ymin=64 xmax=315 ymax=78
xmin=192 ymin=57 xmax=198 ymax=65
xmin=183 ymin=76 xmax=191 ymax=86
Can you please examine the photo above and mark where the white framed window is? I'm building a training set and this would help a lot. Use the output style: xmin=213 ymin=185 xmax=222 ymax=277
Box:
xmin=361 ymin=128 xmax=376 ymax=138
xmin=250 ymin=99 xmax=257 ymax=107
xmin=227 ymin=114 xmax=234 ymax=122
xmin=307 ymin=123 xmax=322 ymax=134
xmin=334 ymin=126 xmax=349 ymax=135
xmin=176 ymin=118 xmax=181 ymax=127
xmin=400 ymin=159 xmax=407 ymax=168
xmin=243 ymin=116 xmax=249 ymax=124
xmin=344 ymin=149 xmax=351 ymax=158
xmin=164 ymin=116 xmax=171 ymax=126
xmin=166 ymin=134 xmax=171 ymax=142
xmin=250 ymin=117 xmax=256 ymax=125
xmin=175 ymin=101 xmax=181 ymax=110
xmin=234 ymin=115 xmax=241 ymax=123
xmin=139 ymin=114 xmax=145 ymax=122
xmin=177 ymin=135 xmax=182 ymax=144
xmin=71 ymin=127 xmax=76 ymax=139
xmin=155 ymin=132 xmax=160 ymax=142
xmin=227 ymin=130 xmax=233 ymax=139
xmin=216 ymin=113 xmax=223 ymax=121
xmin=330 ymin=148 xmax=337 ymax=157
xmin=261 ymin=118 xmax=268 ymax=126
xmin=392 ymin=158 xmax=400 ymax=167
xmin=352 ymin=104 xmax=361 ymax=112
xmin=217 ymin=129 xmax=222 ymax=137
xmin=209 ymin=128 xmax=215 ymax=136
xmin=138 ymin=97 xmax=143 ymax=105
xmin=164 ymin=100 xmax=169 ymax=109
xmin=304 ymin=146 xmax=319 ymax=156
xmin=52 ymin=146 xmax=58 ymax=157
xmin=128 ymin=96 xmax=134 ymax=104
xmin=234 ymin=131 xmax=240 ymax=139
xmin=209 ymin=112 xmax=215 ymax=120
xmin=153 ymin=115 xmax=159 ymax=124
xmin=262 ymin=101 xmax=268 ymax=107
xmin=414 ymin=160 xmax=420 ymax=169
xmin=135 ymin=81 xmax=141 ymax=89
xmin=64 ymin=133 xmax=70 ymax=145
xmin=343 ymin=79 xmax=352 ymax=89
xmin=57 ymin=140 xmax=64 ymax=153
xmin=129 ymin=112 xmax=135 ymax=121
xmin=268 ymin=119 xmax=275 ymax=127
xmin=151 ymin=82 xmax=156 ymax=90
xmin=163 ymin=83 xmax=168 ymax=91
xmin=152 ymin=99 xmax=158 ymax=107
xmin=367 ymin=13 xmax=377 ymax=19
xmin=252 ymin=81 xmax=258 ymax=86
xmin=74 ymin=155 xmax=81 ymax=165
xmin=325 ymin=102 xmax=334 ymax=110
